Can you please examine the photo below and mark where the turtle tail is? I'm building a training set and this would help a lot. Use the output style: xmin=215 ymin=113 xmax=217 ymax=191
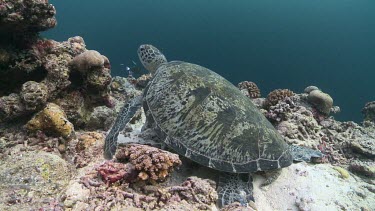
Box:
xmin=104 ymin=95 xmax=143 ymax=159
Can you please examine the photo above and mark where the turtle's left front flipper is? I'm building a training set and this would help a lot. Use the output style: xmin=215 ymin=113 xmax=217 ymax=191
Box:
xmin=104 ymin=95 xmax=143 ymax=159
xmin=289 ymin=145 xmax=324 ymax=162
xmin=217 ymin=173 xmax=254 ymax=207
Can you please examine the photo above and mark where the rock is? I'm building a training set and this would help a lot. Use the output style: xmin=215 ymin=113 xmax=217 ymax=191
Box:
xmin=307 ymin=90 xmax=333 ymax=115
xmin=350 ymin=135 xmax=375 ymax=158
xmin=55 ymin=91 xmax=86 ymax=128
xmin=362 ymin=101 xmax=375 ymax=123
xmin=86 ymin=106 xmax=115 ymax=130
xmin=349 ymin=160 xmax=375 ymax=178
xmin=0 ymin=93 xmax=26 ymax=122
xmin=0 ymin=150 xmax=72 ymax=210
xmin=26 ymin=103 xmax=74 ymax=138
xmin=20 ymin=81 xmax=48 ymax=111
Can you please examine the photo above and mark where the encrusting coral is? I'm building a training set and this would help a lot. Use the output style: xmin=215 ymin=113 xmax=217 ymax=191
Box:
xmin=237 ymin=81 xmax=261 ymax=98
xmin=26 ymin=103 xmax=74 ymax=138
xmin=115 ymin=144 xmax=182 ymax=182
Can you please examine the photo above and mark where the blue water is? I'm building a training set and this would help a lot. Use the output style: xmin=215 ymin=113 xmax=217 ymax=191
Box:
xmin=45 ymin=0 xmax=375 ymax=123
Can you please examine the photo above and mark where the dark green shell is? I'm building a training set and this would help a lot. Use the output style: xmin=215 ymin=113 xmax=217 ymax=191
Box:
xmin=144 ymin=61 xmax=292 ymax=173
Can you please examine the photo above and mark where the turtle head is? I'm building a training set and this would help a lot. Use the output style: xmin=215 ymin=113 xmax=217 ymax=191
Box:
xmin=137 ymin=44 xmax=167 ymax=74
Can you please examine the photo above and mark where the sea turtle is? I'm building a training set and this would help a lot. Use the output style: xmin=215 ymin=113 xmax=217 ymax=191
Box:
xmin=104 ymin=44 xmax=322 ymax=207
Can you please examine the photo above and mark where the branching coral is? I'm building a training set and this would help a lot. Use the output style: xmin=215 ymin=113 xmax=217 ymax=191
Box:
xmin=237 ymin=81 xmax=261 ymax=98
xmin=115 ymin=144 xmax=182 ymax=182
xmin=264 ymin=89 xmax=294 ymax=108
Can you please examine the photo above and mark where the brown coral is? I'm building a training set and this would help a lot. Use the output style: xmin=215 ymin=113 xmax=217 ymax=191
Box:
xmin=237 ymin=81 xmax=261 ymax=98
xmin=115 ymin=144 xmax=182 ymax=182
xmin=265 ymin=89 xmax=294 ymax=108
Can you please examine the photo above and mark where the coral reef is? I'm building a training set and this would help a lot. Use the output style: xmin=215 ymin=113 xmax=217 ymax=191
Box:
xmin=115 ymin=144 xmax=182 ymax=182
xmin=307 ymin=89 xmax=333 ymax=115
xmin=26 ymin=103 xmax=74 ymax=138
xmin=264 ymin=89 xmax=294 ymax=108
xmin=0 ymin=0 xmax=57 ymax=34
xmin=0 ymin=0 xmax=114 ymax=130
xmin=362 ymin=101 xmax=375 ymax=123
xmin=237 ymin=81 xmax=261 ymax=98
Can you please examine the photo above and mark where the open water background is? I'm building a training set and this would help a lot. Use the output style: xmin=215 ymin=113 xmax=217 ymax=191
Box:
xmin=45 ymin=0 xmax=375 ymax=122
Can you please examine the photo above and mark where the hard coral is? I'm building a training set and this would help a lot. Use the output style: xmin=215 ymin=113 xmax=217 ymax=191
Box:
xmin=307 ymin=90 xmax=333 ymax=115
xmin=115 ymin=144 xmax=182 ymax=182
xmin=26 ymin=103 xmax=74 ymax=138
xmin=70 ymin=50 xmax=105 ymax=73
xmin=0 ymin=0 xmax=57 ymax=33
xmin=265 ymin=89 xmax=294 ymax=108
xmin=237 ymin=81 xmax=261 ymax=98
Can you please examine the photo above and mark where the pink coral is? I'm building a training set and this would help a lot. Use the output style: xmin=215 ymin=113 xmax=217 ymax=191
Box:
xmin=96 ymin=161 xmax=137 ymax=184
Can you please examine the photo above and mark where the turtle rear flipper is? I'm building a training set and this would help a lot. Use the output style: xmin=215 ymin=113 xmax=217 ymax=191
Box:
xmin=289 ymin=145 xmax=324 ymax=162
xmin=217 ymin=173 xmax=254 ymax=207
xmin=104 ymin=95 xmax=143 ymax=159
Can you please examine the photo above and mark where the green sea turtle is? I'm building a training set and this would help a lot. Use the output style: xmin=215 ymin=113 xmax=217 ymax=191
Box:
xmin=104 ymin=44 xmax=322 ymax=207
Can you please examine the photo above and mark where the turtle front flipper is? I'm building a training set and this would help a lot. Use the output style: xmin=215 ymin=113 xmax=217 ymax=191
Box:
xmin=217 ymin=173 xmax=254 ymax=207
xmin=104 ymin=95 xmax=143 ymax=159
xmin=289 ymin=145 xmax=324 ymax=162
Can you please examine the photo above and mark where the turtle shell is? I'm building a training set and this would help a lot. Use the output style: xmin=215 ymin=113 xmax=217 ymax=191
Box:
xmin=144 ymin=61 xmax=292 ymax=173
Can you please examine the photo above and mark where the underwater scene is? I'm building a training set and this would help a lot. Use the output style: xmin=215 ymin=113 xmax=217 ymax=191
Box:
xmin=0 ymin=0 xmax=374 ymax=210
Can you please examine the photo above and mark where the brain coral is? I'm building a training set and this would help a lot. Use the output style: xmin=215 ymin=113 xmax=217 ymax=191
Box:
xmin=265 ymin=89 xmax=294 ymax=108
xmin=237 ymin=81 xmax=261 ymax=98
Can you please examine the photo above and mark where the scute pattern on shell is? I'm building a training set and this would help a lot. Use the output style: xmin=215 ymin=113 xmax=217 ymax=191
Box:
xmin=144 ymin=61 xmax=292 ymax=173
xmin=265 ymin=89 xmax=294 ymax=108
xmin=237 ymin=81 xmax=261 ymax=98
